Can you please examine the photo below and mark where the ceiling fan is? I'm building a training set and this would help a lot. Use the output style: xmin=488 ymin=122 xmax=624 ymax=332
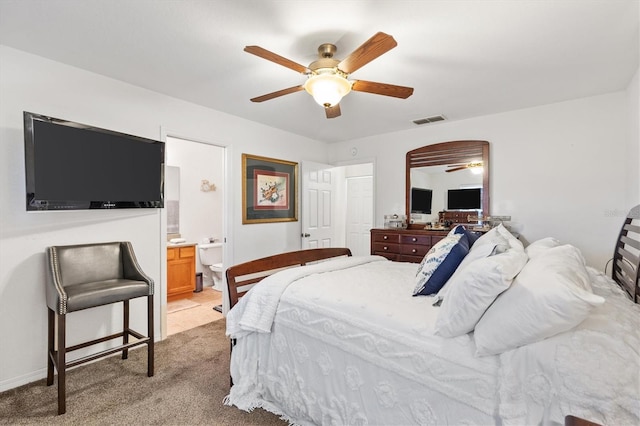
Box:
xmin=446 ymin=162 xmax=484 ymax=173
xmin=244 ymin=32 xmax=414 ymax=119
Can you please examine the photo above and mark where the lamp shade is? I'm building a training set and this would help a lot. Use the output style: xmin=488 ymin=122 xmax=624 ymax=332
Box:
xmin=304 ymin=72 xmax=352 ymax=108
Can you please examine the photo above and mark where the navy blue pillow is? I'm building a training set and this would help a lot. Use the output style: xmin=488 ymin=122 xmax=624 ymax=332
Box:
xmin=454 ymin=225 xmax=481 ymax=247
xmin=415 ymin=233 xmax=470 ymax=295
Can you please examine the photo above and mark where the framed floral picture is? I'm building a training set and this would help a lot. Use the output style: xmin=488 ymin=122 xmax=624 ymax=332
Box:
xmin=242 ymin=153 xmax=298 ymax=224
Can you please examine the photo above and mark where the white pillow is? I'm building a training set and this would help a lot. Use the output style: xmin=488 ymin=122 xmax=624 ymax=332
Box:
xmin=525 ymin=237 xmax=561 ymax=259
xmin=495 ymin=223 xmax=524 ymax=251
xmin=434 ymin=247 xmax=528 ymax=337
xmin=470 ymin=226 xmax=509 ymax=253
xmin=436 ymin=241 xmax=498 ymax=301
xmin=474 ymin=245 xmax=605 ymax=356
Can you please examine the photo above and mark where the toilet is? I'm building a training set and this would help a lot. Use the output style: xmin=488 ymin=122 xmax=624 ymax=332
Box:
xmin=198 ymin=242 xmax=223 ymax=291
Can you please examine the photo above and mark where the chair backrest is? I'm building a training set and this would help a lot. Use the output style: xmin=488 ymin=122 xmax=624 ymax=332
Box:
xmin=49 ymin=242 xmax=124 ymax=287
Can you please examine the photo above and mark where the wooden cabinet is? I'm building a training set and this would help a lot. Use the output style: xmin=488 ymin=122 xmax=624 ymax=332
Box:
xmin=371 ymin=228 xmax=448 ymax=263
xmin=167 ymin=244 xmax=196 ymax=301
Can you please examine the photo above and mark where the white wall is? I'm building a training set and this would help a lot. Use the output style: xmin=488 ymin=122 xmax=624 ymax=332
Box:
xmin=626 ymin=67 xmax=640 ymax=207
xmin=0 ymin=46 xmax=328 ymax=391
xmin=329 ymin=89 xmax=637 ymax=271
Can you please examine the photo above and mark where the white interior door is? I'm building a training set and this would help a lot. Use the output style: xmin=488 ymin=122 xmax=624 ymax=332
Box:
xmin=301 ymin=161 xmax=336 ymax=249
xmin=346 ymin=176 xmax=373 ymax=256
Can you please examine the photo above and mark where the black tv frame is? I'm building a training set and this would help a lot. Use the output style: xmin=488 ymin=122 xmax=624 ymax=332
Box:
xmin=24 ymin=111 xmax=165 ymax=211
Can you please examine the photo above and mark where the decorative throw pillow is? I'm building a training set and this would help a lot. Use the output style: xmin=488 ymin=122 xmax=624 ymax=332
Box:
xmin=434 ymin=247 xmax=528 ymax=337
xmin=474 ymin=245 xmax=605 ymax=356
xmin=451 ymin=225 xmax=482 ymax=247
xmin=413 ymin=233 xmax=469 ymax=296
xmin=525 ymin=237 xmax=561 ymax=259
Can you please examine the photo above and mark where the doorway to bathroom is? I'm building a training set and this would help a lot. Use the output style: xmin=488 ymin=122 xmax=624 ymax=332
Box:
xmin=164 ymin=135 xmax=226 ymax=336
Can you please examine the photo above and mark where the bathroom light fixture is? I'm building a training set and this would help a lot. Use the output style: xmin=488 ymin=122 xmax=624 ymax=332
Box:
xmin=303 ymin=69 xmax=352 ymax=108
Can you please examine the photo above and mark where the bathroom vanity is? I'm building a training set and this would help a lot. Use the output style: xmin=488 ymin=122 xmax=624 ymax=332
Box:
xmin=167 ymin=243 xmax=196 ymax=301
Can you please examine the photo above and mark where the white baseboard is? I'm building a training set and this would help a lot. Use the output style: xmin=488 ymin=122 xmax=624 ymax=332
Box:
xmin=0 ymin=368 xmax=46 ymax=392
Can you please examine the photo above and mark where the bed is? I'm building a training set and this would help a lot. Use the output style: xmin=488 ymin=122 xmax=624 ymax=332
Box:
xmin=224 ymin=207 xmax=640 ymax=426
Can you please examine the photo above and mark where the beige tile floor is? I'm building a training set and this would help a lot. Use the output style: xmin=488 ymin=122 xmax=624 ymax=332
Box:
xmin=166 ymin=286 xmax=224 ymax=336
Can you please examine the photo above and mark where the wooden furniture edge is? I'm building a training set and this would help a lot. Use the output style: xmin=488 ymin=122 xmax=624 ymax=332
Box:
xmin=225 ymin=247 xmax=352 ymax=309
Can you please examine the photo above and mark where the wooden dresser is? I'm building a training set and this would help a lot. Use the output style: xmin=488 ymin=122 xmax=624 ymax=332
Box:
xmin=370 ymin=228 xmax=449 ymax=263
xmin=167 ymin=243 xmax=196 ymax=301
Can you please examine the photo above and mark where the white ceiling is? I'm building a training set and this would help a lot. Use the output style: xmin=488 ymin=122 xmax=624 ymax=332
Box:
xmin=1 ymin=0 xmax=638 ymax=143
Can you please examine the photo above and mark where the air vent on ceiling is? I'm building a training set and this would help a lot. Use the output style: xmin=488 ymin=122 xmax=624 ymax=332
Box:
xmin=412 ymin=115 xmax=446 ymax=125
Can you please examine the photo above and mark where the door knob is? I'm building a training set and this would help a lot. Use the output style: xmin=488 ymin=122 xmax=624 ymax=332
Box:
xmin=301 ymin=233 xmax=311 ymax=238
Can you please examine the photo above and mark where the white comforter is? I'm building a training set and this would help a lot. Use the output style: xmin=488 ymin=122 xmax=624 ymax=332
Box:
xmin=225 ymin=256 xmax=640 ymax=425
xmin=497 ymin=267 xmax=640 ymax=426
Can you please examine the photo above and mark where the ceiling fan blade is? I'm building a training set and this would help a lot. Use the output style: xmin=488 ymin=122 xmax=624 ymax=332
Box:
xmin=325 ymin=104 xmax=341 ymax=119
xmin=445 ymin=166 xmax=468 ymax=173
xmin=338 ymin=32 xmax=398 ymax=74
xmin=352 ymin=80 xmax=414 ymax=99
xmin=244 ymin=46 xmax=309 ymax=74
xmin=250 ymin=85 xmax=304 ymax=103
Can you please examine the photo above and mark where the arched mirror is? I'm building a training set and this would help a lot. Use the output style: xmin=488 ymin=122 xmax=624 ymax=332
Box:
xmin=406 ymin=140 xmax=490 ymax=229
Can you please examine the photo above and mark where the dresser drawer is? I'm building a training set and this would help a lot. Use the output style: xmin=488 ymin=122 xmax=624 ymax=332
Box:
xmin=431 ymin=235 xmax=446 ymax=245
xmin=372 ymin=232 xmax=401 ymax=243
xmin=372 ymin=242 xmax=400 ymax=254
xmin=374 ymin=252 xmax=399 ymax=261
xmin=400 ymin=234 xmax=431 ymax=246
xmin=400 ymin=244 xmax=430 ymax=257
xmin=370 ymin=229 xmax=448 ymax=264
xmin=399 ymin=254 xmax=425 ymax=263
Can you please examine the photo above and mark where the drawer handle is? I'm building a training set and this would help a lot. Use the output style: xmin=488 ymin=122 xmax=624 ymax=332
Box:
xmin=412 ymin=249 xmax=417 ymax=253
xmin=412 ymin=237 xmax=417 ymax=242
xmin=383 ymin=235 xmax=388 ymax=240
xmin=383 ymin=246 xmax=388 ymax=250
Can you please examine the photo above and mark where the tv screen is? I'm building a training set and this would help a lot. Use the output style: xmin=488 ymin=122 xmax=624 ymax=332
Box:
xmin=24 ymin=112 xmax=164 ymax=211
xmin=411 ymin=187 xmax=433 ymax=214
xmin=447 ymin=188 xmax=481 ymax=210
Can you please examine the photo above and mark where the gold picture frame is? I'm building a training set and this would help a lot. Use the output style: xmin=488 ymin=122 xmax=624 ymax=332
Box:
xmin=242 ymin=153 xmax=298 ymax=224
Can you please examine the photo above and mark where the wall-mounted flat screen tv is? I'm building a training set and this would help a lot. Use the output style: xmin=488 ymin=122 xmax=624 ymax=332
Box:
xmin=447 ymin=188 xmax=482 ymax=210
xmin=411 ymin=187 xmax=433 ymax=214
xmin=24 ymin=111 xmax=164 ymax=211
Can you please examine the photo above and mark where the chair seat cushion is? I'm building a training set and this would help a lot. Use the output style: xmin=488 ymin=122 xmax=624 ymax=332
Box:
xmin=65 ymin=279 xmax=150 ymax=312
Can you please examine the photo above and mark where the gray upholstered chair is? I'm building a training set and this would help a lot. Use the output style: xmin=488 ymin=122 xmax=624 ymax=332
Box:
xmin=46 ymin=241 xmax=154 ymax=415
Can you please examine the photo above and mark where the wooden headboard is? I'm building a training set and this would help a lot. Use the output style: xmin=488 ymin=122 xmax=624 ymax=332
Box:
xmin=612 ymin=205 xmax=640 ymax=303
xmin=225 ymin=248 xmax=352 ymax=309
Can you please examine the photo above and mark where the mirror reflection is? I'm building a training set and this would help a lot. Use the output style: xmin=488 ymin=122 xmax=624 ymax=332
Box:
xmin=166 ymin=165 xmax=180 ymax=235
xmin=406 ymin=140 xmax=489 ymax=228
xmin=410 ymin=166 xmax=483 ymax=224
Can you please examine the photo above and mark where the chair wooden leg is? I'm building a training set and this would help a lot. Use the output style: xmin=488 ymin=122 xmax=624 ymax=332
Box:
xmin=147 ymin=295 xmax=154 ymax=377
xmin=47 ymin=308 xmax=55 ymax=386
xmin=122 ymin=300 xmax=129 ymax=360
xmin=56 ymin=313 xmax=66 ymax=415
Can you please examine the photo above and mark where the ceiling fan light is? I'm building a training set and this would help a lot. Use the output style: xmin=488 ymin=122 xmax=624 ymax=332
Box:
xmin=469 ymin=162 xmax=484 ymax=174
xmin=304 ymin=73 xmax=352 ymax=108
